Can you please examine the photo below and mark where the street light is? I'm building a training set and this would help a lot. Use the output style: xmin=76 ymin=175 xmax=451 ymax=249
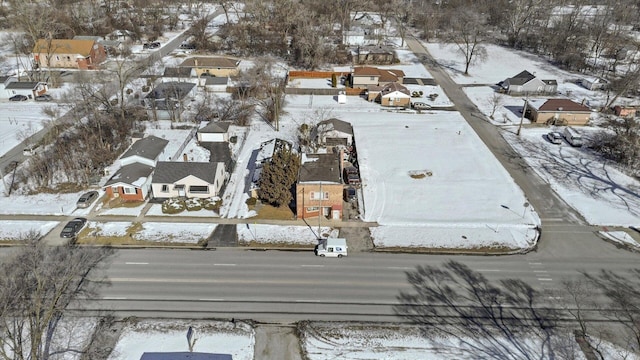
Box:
xmin=517 ymin=98 xmax=528 ymax=136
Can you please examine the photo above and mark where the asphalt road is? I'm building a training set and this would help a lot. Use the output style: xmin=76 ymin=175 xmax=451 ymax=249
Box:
xmin=83 ymin=231 xmax=637 ymax=322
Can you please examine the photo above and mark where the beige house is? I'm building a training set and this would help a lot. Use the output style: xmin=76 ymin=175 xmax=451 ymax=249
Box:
xmin=33 ymin=39 xmax=107 ymax=70
xmin=528 ymin=98 xmax=592 ymax=126
xmin=351 ymin=66 xmax=404 ymax=88
xmin=178 ymin=56 xmax=240 ymax=77
xmin=151 ymin=161 xmax=227 ymax=200
xmin=378 ymin=82 xmax=411 ymax=107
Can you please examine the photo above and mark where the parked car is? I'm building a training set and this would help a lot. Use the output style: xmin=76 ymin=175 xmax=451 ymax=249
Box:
xmin=143 ymin=41 xmax=161 ymax=49
xmin=344 ymin=187 xmax=357 ymax=202
xmin=9 ymin=95 xmax=28 ymax=101
xmin=413 ymin=102 xmax=431 ymax=110
xmin=546 ymin=132 xmax=563 ymax=145
xmin=77 ymin=191 xmax=99 ymax=208
xmin=34 ymin=94 xmax=53 ymax=102
xmin=60 ymin=218 xmax=87 ymax=238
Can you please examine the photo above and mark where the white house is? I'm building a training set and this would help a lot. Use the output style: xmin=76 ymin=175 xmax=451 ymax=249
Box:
xmin=197 ymin=121 xmax=231 ymax=142
xmin=581 ymin=77 xmax=608 ymax=91
xmin=119 ymin=135 xmax=169 ymax=167
xmin=3 ymin=78 xmax=48 ymax=99
xmin=151 ymin=161 xmax=227 ymax=199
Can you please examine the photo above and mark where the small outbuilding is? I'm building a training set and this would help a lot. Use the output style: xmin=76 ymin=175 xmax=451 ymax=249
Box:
xmin=197 ymin=121 xmax=232 ymax=143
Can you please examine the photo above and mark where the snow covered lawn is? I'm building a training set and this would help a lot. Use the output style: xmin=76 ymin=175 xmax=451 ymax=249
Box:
xmin=108 ymin=320 xmax=254 ymax=360
xmin=0 ymin=220 xmax=58 ymax=241
xmin=237 ymin=224 xmax=338 ymax=246
xmin=84 ymin=221 xmax=215 ymax=244
xmin=505 ymin=129 xmax=640 ymax=226
xmin=0 ymin=192 xmax=85 ymax=215
xmin=599 ymin=230 xmax=640 ymax=248
xmin=351 ymin=112 xmax=539 ymax=249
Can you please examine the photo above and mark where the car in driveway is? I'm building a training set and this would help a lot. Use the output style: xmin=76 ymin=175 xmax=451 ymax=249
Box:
xmin=412 ymin=102 xmax=431 ymax=110
xmin=547 ymin=131 xmax=563 ymax=145
xmin=35 ymin=94 xmax=53 ymax=102
xmin=60 ymin=218 xmax=87 ymax=238
xmin=143 ymin=41 xmax=161 ymax=49
xmin=77 ymin=191 xmax=99 ymax=208
xmin=9 ymin=95 xmax=28 ymax=101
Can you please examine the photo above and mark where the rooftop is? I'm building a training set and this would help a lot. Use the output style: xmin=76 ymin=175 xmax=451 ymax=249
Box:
xmin=298 ymin=153 xmax=341 ymax=183
xmin=121 ymin=135 xmax=169 ymax=161
xmin=179 ymin=57 xmax=240 ymax=68
xmin=104 ymin=163 xmax=154 ymax=187
xmin=153 ymin=161 xmax=221 ymax=184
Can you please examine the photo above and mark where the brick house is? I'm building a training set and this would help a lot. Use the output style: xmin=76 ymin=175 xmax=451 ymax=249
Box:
xmin=296 ymin=153 xmax=343 ymax=220
xmin=33 ymin=39 xmax=107 ymax=70
xmin=527 ymin=98 xmax=592 ymax=126
xmin=103 ymin=163 xmax=154 ymax=202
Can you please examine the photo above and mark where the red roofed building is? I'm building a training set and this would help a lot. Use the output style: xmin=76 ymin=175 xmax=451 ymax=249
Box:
xmin=351 ymin=66 xmax=404 ymax=88
xmin=527 ymin=98 xmax=592 ymax=126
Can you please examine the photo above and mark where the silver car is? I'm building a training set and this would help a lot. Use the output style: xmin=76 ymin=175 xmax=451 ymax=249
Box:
xmin=77 ymin=191 xmax=99 ymax=208
xmin=547 ymin=132 xmax=563 ymax=145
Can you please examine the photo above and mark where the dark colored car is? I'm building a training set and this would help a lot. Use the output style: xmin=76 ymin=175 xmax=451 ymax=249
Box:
xmin=9 ymin=95 xmax=28 ymax=101
xmin=60 ymin=218 xmax=87 ymax=238
xmin=77 ymin=191 xmax=99 ymax=208
xmin=35 ymin=94 xmax=53 ymax=102
xmin=143 ymin=41 xmax=161 ymax=49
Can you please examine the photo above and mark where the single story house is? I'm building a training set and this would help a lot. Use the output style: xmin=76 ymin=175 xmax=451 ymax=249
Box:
xmin=296 ymin=153 xmax=343 ymax=220
xmin=103 ymin=163 xmax=154 ymax=202
xmin=197 ymin=121 xmax=231 ymax=142
xmin=144 ymin=82 xmax=197 ymax=121
xmin=3 ymin=80 xmax=48 ymax=99
xmin=33 ymin=39 xmax=107 ymax=70
xmin=527 ymin=98 xmax=592 ymax=126
xmin=500 ymin=70 xmax=557 ymax=95
xmin=580 ymin=77 xmax=608 ymax=91
xmin=351 ymin=66 xmax=404 ymax=88
xmin=315 ymin=118 xmax=354 ymax=148
xmin=378 ymin=82 xmax=411 ymax=107
xmin=178 ymin=56 xmax=240 ymax=77
xmin=163 ymin=67 xmax=194 ymax=78
xmin=351 ymin=45 xmax=395 ymax=65
xmin=151 ymin=161 xmax=227 ymax=200
xmin=119 ymin=135 xmax=169 ymax=167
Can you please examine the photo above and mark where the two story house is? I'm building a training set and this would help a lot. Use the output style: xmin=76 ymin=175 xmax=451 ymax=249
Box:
xmin=296 ymin=153 xmax=343 ymax=220
xmin=33 ymin=39 xmax=107 ymax=70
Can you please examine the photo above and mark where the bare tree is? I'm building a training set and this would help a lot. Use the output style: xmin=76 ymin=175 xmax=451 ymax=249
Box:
xmin=442 ymin=9 xmax=488 ymax=75
xmin=488 ymin=92 xmax=505 ymax=119
xmin=0 ymin=236 xmax=113 ymax=360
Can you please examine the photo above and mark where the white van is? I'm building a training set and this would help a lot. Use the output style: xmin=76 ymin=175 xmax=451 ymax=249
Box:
xmin=315 ymin=238 xmax=348 ymax=258
xmin=563 ymin=127 xmax=583 ymax=147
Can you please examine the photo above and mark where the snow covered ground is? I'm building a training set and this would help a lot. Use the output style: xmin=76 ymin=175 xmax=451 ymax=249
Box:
xmin=237 ymin=224 xmax=338 ymax=245
xmin=108 ymin=320 xmax=254 ymax=360
xmin=86 ymin=221 xmax=216 ymax=244
xmin=0 ymin=220 xmax=58 ymax=241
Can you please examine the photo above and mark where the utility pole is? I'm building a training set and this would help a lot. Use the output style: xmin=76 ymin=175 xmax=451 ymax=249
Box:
xmin=517 ymin=98 xmax=528 ymax=136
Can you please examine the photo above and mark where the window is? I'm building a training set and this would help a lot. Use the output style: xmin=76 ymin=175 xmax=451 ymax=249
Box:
xmin=310 ymin=192 xmax=329 ymax=200
xmin=123 ymin=187 xmax=136 ymax=194
xmin=111 ymin=186 xmax=118 ymax=194
xmin=161 ymin=185 xmax=169 ymax=192
xmin=370 ymin=76 xmax=375 ymax=81
xmin=306 ymin=207 xmax=319 ymax=212
xmin=174 ymin=185 xmax=185 ymax=190
xmin=189 ymin=185 xmax=209 ymax=194
xmin=55 ymin=56 xmax=60 ymax=61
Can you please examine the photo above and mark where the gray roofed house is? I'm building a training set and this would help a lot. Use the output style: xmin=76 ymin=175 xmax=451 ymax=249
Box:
xmin=298 ymin=153 xmax=341 ymax=183
xmin=119 ymin=135 xmax=169 ymax=167
xmin=5 ymin=81 xmax=42 ymax=90
xmin=3 ymin=79 xmax=48 ymax=99
xmin=163 ymin=67 xmax=194 ymax=78
xmin=140 ymin=352 xmax=233 ymax=360
xmin=316 ymin=118 xmax=354 ymax=148
xmin=151 ymin=161 xmax=228 ymax=199
xmin=204 ymin=76 xmax=229 ymax=85
xmin=103 ymin=162 xmax=155 ymax=201
xmin=500 ymin=70 xmax=557 ymax=95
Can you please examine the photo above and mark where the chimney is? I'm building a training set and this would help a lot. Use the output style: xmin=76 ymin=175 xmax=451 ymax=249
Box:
xmin=183 ymin=153 xmax=188 ymax=162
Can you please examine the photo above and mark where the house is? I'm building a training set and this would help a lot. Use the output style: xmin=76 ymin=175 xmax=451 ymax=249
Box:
xmin=351 ymin=45 xmax=395 ymax=65
xmin=527 ymin=98 xmax=592 ymax=126
xmin=178 ymin=56 xmax=240 ymax=77
xmin=378 ymin=82 xmax=411 ymax=107
xmin=119 ymin=135 xmax=169 ymax=167
xmin=197 ymin=121 xmax=231 ymax=142
xmin=350 ymin=66 xmax=404 ymax=88
xmin=296 ymin=153 xmax=343 ymax=220
xmin=315 ymin=118 xmax=354 ymax=148
xmin=140 ymin=352 xmax=232 ymax=360
xmin=144 ymin=82 xmax=196 ymax=121
xmin=33 ymin=39 xmax=107 ymax=70
xmin=103 ymin=163 xmax=154 ymax=202
xmin=500 ymin=70 xmax=557 ymax=95
xmin=200 ymin=76 xmax=229 ymax=92
xmin=163 ymin=67 xmax=194 ymax=78
xmin=581 ymin=77 xmax=608 ymax=91
xmin=151 ymin=161 xmax=227 ymax=200
xmin=3 ymin=79 xmax=48 ymax=99
xmin=613 ymin=105 xmax=639 ymax=118
xmin=343 ymin=29 xmax=366 ymax=46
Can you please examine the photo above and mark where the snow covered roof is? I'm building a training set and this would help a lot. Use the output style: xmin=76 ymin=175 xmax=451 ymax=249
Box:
xmin=121 ymin=135 xmax=169 ymax=161
xmin=104 ymin=163 xmax=154 ymax=187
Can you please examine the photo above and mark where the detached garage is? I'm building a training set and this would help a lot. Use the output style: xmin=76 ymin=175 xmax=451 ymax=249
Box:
xmin=197 ymin=121 xmax=231 ymax=142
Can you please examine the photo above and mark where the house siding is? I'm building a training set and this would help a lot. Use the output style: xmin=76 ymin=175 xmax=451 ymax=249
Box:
xmin=197 ymin=133 xmax=228 ymax=142
xmin=381 ymin=95 xmax=410 ymax=107
xmin=352 ymin=75 xmax=379 ymax=88
xmin=532 ymin=111 xmax=591 ymax=126
xmin=295 ymin=183 xmax=343 ymax=220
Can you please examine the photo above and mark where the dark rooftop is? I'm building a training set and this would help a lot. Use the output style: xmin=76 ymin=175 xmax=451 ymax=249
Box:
xmin=146 ymin=82 xmax=196 ymax=100
xmin=5 ymin=81 xmax=42 ymax=90
xmin=298 ymin=153 xmax=341 ymax=183
xmin=153 ymin=161 xmax=220 ymax=184
xmin=199 ymin=121 xmax=231 ymax=134
xmin=104 ymin=163 xmax=154 ymax=187
xmin=317 ymin=118 xmax=353 ymax=135
xmin=121 ymin=135 xmax=169 ymax=161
